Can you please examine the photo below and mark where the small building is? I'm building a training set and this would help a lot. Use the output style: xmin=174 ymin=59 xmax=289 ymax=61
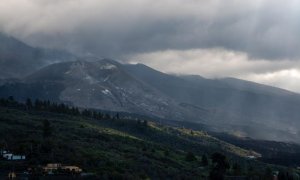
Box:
xmin=62 ymin=166 xmax=82 ymax=173
xmin=1 ymin=149 xmax=26 ymax=161
xmin=8 ymin=172 xmax=16 ymax=179
xmin=3 ymin=153 xmax=13 ymax=159
xmin=43 ymin=163 xmax=82 ymax=174
xmin=43 ymin=163 xmax=62 ymax=172
xmin=0 ymin=149 xmax=8 ymax=155
xmin=12 ymin=155 xmax=26 ymax=160
xmin=246 ymin=155 xmax=257 ymax=159
xmin=224 ymin=176 xmax=247 ymax=180
xmin=3 ymin=153 xmax=26 ymax=160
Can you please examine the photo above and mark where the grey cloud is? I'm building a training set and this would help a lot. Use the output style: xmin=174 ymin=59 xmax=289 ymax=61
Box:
xmin=0 ymin=0 xmax=299 ymax=60
xmin=127 ymin=48 xmax=300 ymax=92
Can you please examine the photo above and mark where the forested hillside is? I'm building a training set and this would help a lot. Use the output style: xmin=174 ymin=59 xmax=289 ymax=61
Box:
xmin=0 ymin=97 xmax=298 ymax=179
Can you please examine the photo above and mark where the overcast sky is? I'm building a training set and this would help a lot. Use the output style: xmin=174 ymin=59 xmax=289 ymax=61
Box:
xmin=1 ymin=0 xmax=300 ymax=92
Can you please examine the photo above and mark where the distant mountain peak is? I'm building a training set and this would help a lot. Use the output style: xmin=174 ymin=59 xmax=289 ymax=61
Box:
xmin=0 ymin=32 xmax=76 ymax=79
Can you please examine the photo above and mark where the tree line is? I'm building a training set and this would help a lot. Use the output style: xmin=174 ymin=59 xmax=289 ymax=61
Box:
xmin=0 ymin=96 xmax=118 ymax=120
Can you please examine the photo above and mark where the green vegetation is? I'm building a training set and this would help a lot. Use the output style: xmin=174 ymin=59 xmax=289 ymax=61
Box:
xmin=0 ymin=97 xmax=299 ymax=179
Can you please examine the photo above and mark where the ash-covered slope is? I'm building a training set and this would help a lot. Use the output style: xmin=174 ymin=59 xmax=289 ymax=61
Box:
xmin=1 ymin=58 xmax=300 ymax=143
xmin=124 ymin=63 xmax=300 ymax=142
xmin=22 ymin=59 xmax=206 ymax=120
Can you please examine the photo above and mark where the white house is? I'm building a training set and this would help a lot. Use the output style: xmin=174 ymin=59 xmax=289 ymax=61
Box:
xmin=11 ymin=155 xmax=26 ymax=160
xmin=3 ymin=153 xmax=26 ymax=160
xmin=1 ymin=149 xmax=26 ymax=161
xmin=0 ymin=149 xmax=8 ymax=155
xmin=246 ymin=155 xmax=256 ymax=159
xmin=3 ymin=153 xmax=12 ymax=158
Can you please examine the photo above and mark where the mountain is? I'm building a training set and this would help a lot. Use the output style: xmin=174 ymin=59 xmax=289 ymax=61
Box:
xmin=0 ymin=33 xmax=76 ymax=79
xmin=1 ymin=58 xmax=300 ymax=143
xmin=14 ymin=59 xmax=205 ymax=121
xmin=124 ymin=64 xmax=300 ymax=142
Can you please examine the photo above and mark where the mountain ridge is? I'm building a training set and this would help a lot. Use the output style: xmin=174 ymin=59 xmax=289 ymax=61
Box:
xmin=0 ymin=58 xmax=300 ymax=143
xmin=0 ymin=33 xmax=299 ymax=143
xmin=0 ymin=32 xmax=76 ymax=79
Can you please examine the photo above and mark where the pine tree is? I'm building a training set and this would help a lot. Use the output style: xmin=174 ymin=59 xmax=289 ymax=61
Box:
xmin=43 ymin=119 xmax=52 ymax=138
xmin=104 ymin=114 xmax=111 ymax=119
xmin=185 ymin=152 xmax=197 ymax=161
xmin=202 ymin=154 xmax=208 ymax=166
xmin=209 ymin=152 xmax=229 ymax=180
xmin=26 ymin=98 xmax=33 ymax=109
xmin=8 ymin=96 xmax=14 ymax=102
xmin=143 ymin=120 xmax=148 ymax=127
